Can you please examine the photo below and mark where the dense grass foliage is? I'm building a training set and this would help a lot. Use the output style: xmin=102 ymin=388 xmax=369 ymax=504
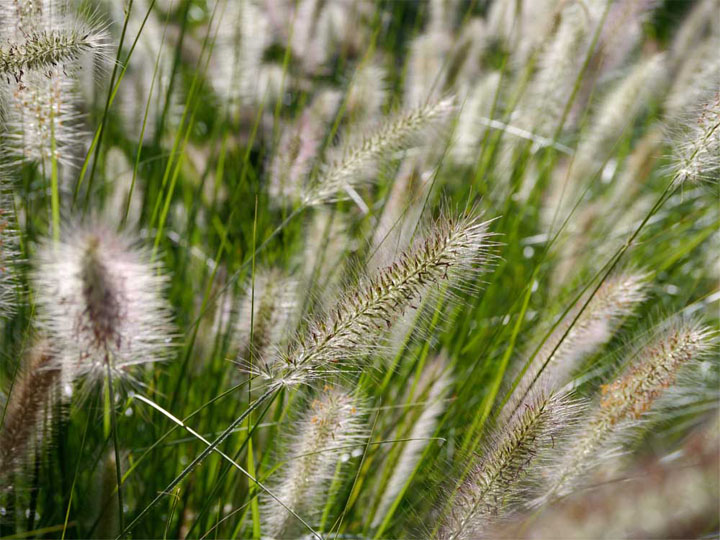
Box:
xmin=0 ymin=0 xmax=718 ymax=538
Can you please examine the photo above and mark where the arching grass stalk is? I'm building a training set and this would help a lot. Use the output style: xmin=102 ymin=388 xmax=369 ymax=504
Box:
xmin=133 ymin=394 xmax=320 ymax=539
xmin=119 ymin=386 xmax=277 ymax=538
xmin=105 ymin=362 xmax=125 ymax=537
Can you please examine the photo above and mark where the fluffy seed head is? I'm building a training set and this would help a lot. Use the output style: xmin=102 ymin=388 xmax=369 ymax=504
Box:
xmin=0 ymin=1 xmax=109 ymax=169
xmin=501 ymin=413 xmax=719 ymax=539
xmin=519 ymin=0 xmax=603 ymax=137
xmin=672 ymin=91 xmax=720 ymax=186
xmin=0 ymin=339 xmax=60 ymax=488
xmin=440 ymin=391 xmax=581 ymax=539
xmin=598 ymin=320 xmax=715 ymax=422
xmin=235 ymin=268 xmax=299 ymax=371
xmin=539 ymin=317 xmax=716 ymax=503
xmin=32 ymin=225 xmax=174 ymax=387
xmin=262 ymin=208 xmax=495 ymax=387
xmin=573 ymin=53 xmax=667 ymax=176
xmin=303 ymin=97 xmax=455 ymax=207
xmin=0 ymin=29 xmax=107 ymax=78
xmin=209 ymin=0 xmax=271 ymax=109
xmin=262 ymin=387 xmax=365 ymax=538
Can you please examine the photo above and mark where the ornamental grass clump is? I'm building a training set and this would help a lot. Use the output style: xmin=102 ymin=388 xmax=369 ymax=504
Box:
xmin=0 ymin=0 xmax=717 ymax=537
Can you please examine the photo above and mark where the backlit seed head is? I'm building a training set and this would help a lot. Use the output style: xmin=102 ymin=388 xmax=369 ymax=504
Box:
xmin=32 ymin=225 xmax=174 ymax=387
xmin=262 ymin=387 xmax=365 ymax=538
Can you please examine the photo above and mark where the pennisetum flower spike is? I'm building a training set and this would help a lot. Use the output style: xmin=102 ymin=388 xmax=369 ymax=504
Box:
xmin=235 ymin=268 xmax=299 ymax=370
xmin=0 ymin=1 xmax=109 ymax=169
xmin=0 ymin=339 xmax=60 ymax=489
xmin=0 ymin=28 xmax=107 ymax=78
xmin=262 ymin=387 xmax=365 ymax=539
xmin=439 ymin=390 xmax=583 ymax=539
xmin=259 ymin=208 xmax=496 ymax=388
xmin=672 ymin=91 xmax=720 ymax=187
xmin=32 ymin=224 xmax=174 ymax=388
xmin=303 ymin=97 xmax=455 ymax=208
xmin=538 ymin=316 xmax=716 ymax=505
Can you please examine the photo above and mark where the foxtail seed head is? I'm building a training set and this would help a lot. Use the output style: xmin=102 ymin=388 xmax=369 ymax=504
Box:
xmin=262 ymin=208 xmax=495 ymax=387
xmin=0 ymin=339 xmax=60 ymax=488
xmin=262 ymin=388 xmax=365 ymax=538
xmin=32 ymin=225 xmax=173 ymax=387
xmin=503 ymin=271 xmax=649 ymax=424
xmin=539 ymin=317 xmax=716 ymax=504
xmin=303 ymin=97 xmax=455 ymax=207
xmin=439 ymin=391 xmax=582 ymax=539
xmin=672 ymin=91 xmax=720 ymax=186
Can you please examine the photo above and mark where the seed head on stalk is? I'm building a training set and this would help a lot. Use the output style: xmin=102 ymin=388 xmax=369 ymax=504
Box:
xmin=256 ymin=208 xmax=496 ymax=388
xmin=32 ymin=225 xmax=174 ymax=388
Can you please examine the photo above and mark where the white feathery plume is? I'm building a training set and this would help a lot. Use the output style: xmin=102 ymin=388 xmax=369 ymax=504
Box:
xmin=288 ymin=0 xmax=324 ymax=72
xmin=235 ymin=268 xmax=299 ymax=370
xmin=258 ymin=208 xmax=495 ymax=387
xmin=503 ymin=271 xmax=648 ymax=424
xmin=303 ymin=97 xmax=455 ymax=207
xmin=32 ymin=224 xmax=174 ymax=387
xmin=428 ymin=0 xmax=460 ymax=36
xmin=439 ymin=390 xmax=583 ymax=540
xmin=209 ymin=0 xmax=272 ymax=109
xmin=403 ymin=32 xmax=451 ymax=108
xmin=450 ymin=72 xmax=501 ymax=165
xmin=0 ymin=0 xmax=108 ymax=169
xmin=314 ymin=0 xmax=374 ymax=70
xmin=537 ymin=317 xmax=716 ymax=505
xmin=345 ymin=60 xmax=387 ymax=124
xmin=665 ymin=37 xmax=720 ymax=120
xmin=671 ymin=91 xmax=720 ymax=186
xmin=499 ymin=413 xmax=719 ymax=539
xmin=0 ymin=27 xmax=107 ymax=77
xmin=268 ymin=91 xmax=340 ymax=206
xmin=572 ymin=53 xmax=667 ymax=179
xmin=518 ymin=0 xmax=605 ymax=138
xmin=262 ymin=388 xmax=365 ymax=539
xmin=486 ymin=0 xmax=559 ymax=66
xmin=595 ymin=0 xmax=658 ymax=75
xmin=1 ymin=71 xmax=82 ymax=167
xmin=668 ymin=0 xmax=720 ymax=70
